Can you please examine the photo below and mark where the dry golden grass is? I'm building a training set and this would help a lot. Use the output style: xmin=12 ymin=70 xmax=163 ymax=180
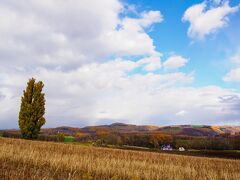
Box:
xmin=0 ymin=137 xmax=240 ymax=180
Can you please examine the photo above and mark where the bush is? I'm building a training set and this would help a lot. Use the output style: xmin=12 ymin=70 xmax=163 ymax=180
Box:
xmin=2 ymin=131 xmax=21 ymax=139
xmin=37 ymin=135 xmax=59 ymax=141
xmin=57 ymin=132 xmax=65 ymax=142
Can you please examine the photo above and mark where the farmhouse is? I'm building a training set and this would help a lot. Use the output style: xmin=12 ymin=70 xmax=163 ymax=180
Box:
xmin=179 ymin=147 xmax=185 ymax=151
xmin=161 ymin=144 xmax=173 ymax=151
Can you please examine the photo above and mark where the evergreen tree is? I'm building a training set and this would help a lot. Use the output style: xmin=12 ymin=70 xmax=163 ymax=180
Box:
xmin=19 ymin=78 xmax=46 ymax=139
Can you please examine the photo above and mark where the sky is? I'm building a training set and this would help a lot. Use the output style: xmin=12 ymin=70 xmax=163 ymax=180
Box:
xmin=0 ymin=0 xmax=240 ymax=129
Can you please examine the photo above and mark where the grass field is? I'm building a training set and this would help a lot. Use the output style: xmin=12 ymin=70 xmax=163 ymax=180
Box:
xmin=1 ymin=137 xmax=240 ymax=180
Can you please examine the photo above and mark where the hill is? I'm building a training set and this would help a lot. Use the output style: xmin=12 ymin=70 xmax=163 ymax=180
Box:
xmin=39 ymin=123 xmax=240 ymax=137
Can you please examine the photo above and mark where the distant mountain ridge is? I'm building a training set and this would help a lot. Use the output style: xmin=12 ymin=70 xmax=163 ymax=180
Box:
xmin=40 ymin=123 xmax=240 ymax=137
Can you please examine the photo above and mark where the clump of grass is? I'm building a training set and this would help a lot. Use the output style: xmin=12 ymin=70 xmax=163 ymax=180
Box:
xmin=0 ymin=137 xmax=240 ymax=179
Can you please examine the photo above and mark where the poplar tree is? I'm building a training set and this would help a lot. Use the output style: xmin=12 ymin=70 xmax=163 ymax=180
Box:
xmin=19 ymin=78 xmax=46 ymax=139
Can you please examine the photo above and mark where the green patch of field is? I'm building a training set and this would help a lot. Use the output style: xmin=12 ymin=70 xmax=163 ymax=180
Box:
xmin=160 ymin=127 xmax=182 ymax=133
xmin=191 ymin=125 xmax=204 ymax=128
xmin=64 ymin=136 xmax=75 ymax=142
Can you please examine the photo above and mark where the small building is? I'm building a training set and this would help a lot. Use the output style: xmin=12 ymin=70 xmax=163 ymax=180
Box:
xmin=179 ymin=147 xmax=185 ymax=151
xmin=161 ymin=144 xmax=173 ymax=151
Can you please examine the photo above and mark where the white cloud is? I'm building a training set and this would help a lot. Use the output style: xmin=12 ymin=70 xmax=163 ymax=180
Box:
xmin=0 ymin=0 xmax=163 ymax=69
xmin=1 ymin=60 xmax=240 ymax=128
xmin=137 ymin=56 xmax=162 ymax=71
xmin=0 ymin=0 xmax=240 ymax=128
xmin=0 ymin=0 xmax=166 ymax=128
xmin=230 ymin=54 xmax=240 ymax=65
xmin=163 ymin=55 xmax=188 ymax=70
xmin=182 ymin=1 xmax=239 ymax=39
xmin=223 ymin=53 xmax=240 ymax=82
xmin=223 ymin=68 xmax=240 ymax=82
xmin=0 ymin=59 xmax=193 ymax=127
xmin=176 ymin=110 xmax=187 ymax=117
xmin=103 ymin=10 xmax=163 ymax=56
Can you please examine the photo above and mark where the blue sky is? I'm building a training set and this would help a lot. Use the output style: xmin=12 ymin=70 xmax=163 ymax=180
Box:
xmin=126 ymin=0 xmax=240 ymax=89
xmin=0 ymin=0 xmax=240 ymax=128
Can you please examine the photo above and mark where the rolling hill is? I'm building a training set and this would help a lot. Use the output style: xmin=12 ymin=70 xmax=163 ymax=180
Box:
xmin=38 ymin=123 xmax=240 ymax=137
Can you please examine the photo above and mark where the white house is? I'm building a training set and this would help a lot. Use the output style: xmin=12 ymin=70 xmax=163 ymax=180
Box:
xmin=161 ymin=144 xmax=173 ymax=151
xmin=179 ymin=147 xmax=185 ymax=151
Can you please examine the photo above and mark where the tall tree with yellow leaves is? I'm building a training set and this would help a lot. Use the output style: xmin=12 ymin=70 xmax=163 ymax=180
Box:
xmin=19 ymin=78 xmax=46 ymax=139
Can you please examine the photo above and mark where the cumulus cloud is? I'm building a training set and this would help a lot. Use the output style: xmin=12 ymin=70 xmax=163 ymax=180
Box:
xmin=0 ymin=0 xmax=240 ymax=128
xmin=219 ymin=95 xmax=240 ymax=120
xmin=176 ymin=110 xmax=187 ymax=117
xmin=230 ymin=54 xmax=240 ymax=65
xmin=163 ymin=55 xmax=188 ymax=70
xmin=0 ymin=0 xmax=162 ymax=69
xmin=224 ymin=68 xmax=240 ymax=82
xmin=223 ymin=53 xmax=240 ymax=82
xmin=2 ymin=61 xmax=240 ymax=128
xmin=0 ymin=92 xmax=5 ymax=100
xmin=220 ymin=95 xmax=240 ymax=109
xmin=137 ymin=56 xmax=162 ymax=71
xmin=0 ymin=59 xmax=193 ymax=127
xmin=0 ymin=0 xmax=164 ymax=128
xmin=103 ymin=10 xmax=163 ymax=57
xmin=182 ymin=1 xmax=239 ymax=39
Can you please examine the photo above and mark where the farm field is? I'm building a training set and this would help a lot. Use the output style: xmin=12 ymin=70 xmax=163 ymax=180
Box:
xmin=118 ymin=145 xmax=240 ymax=159
xmin=1 ymin=137 xmax=240 ymax=180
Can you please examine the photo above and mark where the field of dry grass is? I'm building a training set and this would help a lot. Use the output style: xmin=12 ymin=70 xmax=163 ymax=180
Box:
xmin=0 ymin=137 xmax=240 ymax=180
